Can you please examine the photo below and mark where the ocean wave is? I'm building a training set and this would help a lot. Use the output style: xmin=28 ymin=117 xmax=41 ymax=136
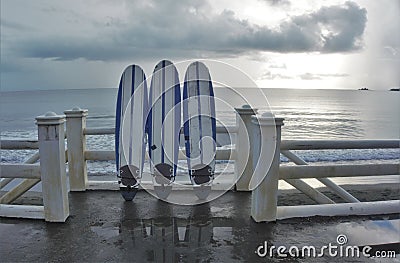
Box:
xmin=281 ymin=149 xmax=400 ymax=163
xmin=87 ymin=115 xmax=115 ymax=119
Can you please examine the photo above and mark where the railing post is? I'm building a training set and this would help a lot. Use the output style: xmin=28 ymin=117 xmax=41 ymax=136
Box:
xmin=36 ymin=112 xmax=69 ymax=222
xmin=64 ymin=107 xmax=88 ymax=191
xmin=234 ymin=105 xmax=257 ymax=191
xmin=250 ymin=112 xmax=284 ymax=222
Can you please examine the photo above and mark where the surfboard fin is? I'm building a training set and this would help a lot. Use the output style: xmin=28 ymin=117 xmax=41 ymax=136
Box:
xmin=154 ymin=163 xmax=175 ymax=184
xmin=153 ymin=185 xmax=172 ymax=200
xmin=153 ymin=163 xmax=175 ymax=199
xmin=194 ymin=185 xmax=211 ymax=200
xmin=119 ymin=165 xmax=140 ymax=187
xmin=120 ymin=187 xmax=138 ymax=201
xmin=119 ymin=165 xmax=140 ymax=201
xmin=190 ymin=164 xmax=213 ymax=185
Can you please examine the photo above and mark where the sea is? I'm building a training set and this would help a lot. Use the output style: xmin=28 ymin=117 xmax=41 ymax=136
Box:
xmin=1 ymin=88 xmax=399 ymax=187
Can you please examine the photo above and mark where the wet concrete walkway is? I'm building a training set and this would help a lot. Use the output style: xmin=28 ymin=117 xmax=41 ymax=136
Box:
xmin=1 ymin=191 xmax=399 ymax=262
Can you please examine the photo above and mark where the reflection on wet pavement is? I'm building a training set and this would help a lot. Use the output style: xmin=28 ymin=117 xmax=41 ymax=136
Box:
xmin=1 ymin=191 xmax=399 ymax=262
xmin=335 ymin=219 xmax=400 ymax=246
xmin=86 ymin=215 xmax=400 ymax=262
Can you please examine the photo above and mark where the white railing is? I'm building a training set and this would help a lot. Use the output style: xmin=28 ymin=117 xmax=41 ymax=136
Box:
xmin=280 ymin=141 xmax=399 ymax=204
xmin=1 ymin=105 xmax=399 ymax=222
xmin=251 ymin=113 xmax=399 ymax=221
xmin=0 ymin=112 xmax=69 ymax=222
xmin=63 ymin=106 xmax=399 ymax=222
xmin=275 ymin=141 xmax=399 ymax=220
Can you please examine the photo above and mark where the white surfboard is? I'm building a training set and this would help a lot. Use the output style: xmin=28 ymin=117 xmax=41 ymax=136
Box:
xmin=148 ymin=60 xmax=181 ymax=199
xmin=115 ymin=65 xmax=148 ymax=201
xmin=183 ymin=61 xmax=216 ymax=199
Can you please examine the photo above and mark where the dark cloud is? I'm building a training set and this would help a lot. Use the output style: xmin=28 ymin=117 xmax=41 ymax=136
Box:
xmin=3 ymin=0 xmax=367 ymax=61
xmin=246 ymin=1 xmax=367 ymax=53
xmin=309 ymin=2 xmax=367 ymax=52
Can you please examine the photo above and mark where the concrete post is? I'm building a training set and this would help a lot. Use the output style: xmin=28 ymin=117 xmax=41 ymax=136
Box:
xmin=234 ymin=105 xmax=257 ymax=191
xmin=250 ymin=112 xmax=284 ymax=222
xmin=64 ymin=107 xmax=88 ymax=191
xmin=36 ymin=112 xmax=69 ymax=222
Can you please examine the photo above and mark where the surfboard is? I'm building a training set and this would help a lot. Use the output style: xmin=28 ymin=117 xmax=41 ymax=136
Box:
xmin=148 ymin=60 xmax=181 ymax=199
xmin=115 ymin=65 xmax=148 ymax=201
xmin=183 ymin=61 xmax=216 ymax=199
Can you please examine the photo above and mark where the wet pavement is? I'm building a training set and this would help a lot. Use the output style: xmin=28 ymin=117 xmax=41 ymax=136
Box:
xmin=1 ymin=191 xmax=399 ymax=262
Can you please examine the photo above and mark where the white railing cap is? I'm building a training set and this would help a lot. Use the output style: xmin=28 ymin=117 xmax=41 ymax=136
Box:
xmin=64 ymin=107 xmax=88 ymax=117
xmin=235 ymin=105 xmax=258 ymax=115
xmin=36 ymin=111 xmax=66 ymax=125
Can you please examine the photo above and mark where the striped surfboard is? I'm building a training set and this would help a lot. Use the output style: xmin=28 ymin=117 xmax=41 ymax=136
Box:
xmin=183 ymin=61 xmax=216 ymax=198
xmin=115 ymin=65 xmax=148 ymax=201
xmin=148 ymin=60 xmax=181 ymax=199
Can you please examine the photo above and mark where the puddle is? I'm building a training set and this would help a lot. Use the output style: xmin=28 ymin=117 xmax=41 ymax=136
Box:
xmin=211 ymin=206 xmax=234 ymax=217
xmin=334 ymin=219 xmax=400 ymax=246
xmin=213 ymin=227 xmax=234 ymax=243
xmin=177 ymin=227 xmax=186 ymax=241
xmin=90 ymin=222 xmax=119 ymax=239
xmin=83 ymin=216 xmax=400 ymax=261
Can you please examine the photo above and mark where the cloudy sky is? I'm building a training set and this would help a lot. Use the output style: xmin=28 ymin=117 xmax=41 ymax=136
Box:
xmin=1 ymin=0 xmax=399 ymax=91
